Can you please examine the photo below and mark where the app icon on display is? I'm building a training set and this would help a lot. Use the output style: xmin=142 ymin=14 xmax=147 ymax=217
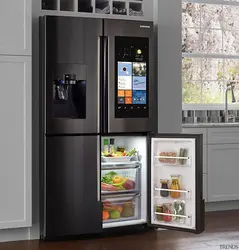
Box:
xmin=118 ymin=97 xmax=125 ymax=104
xmin=132 ymin=90 xmax=146 ymax=104
xmin=118 ymin=62 xmax=133 ymax=90
xmin=125 ymin=97 xmax=132 ymax=104
xmin=118 ymin=90 xmax=125 ymax=97
xmin=133 ymin=62 xmax=146 ymax=77
xmin=125 ymin=90 xmax=132 ymax=97
xmin=133 ymin=76 xmax=146 ymax=90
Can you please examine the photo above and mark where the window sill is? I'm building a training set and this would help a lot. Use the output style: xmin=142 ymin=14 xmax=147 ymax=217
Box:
xmin=182 ymin=104 xmax=239 ymax=110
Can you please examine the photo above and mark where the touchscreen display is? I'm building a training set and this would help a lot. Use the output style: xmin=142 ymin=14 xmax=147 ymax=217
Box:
xmin=117 ymin=62 xmax=147 ymax=105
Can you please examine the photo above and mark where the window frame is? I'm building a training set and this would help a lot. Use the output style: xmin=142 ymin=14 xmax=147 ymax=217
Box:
xmin=182 ymin=0 xmax=239 ymax=110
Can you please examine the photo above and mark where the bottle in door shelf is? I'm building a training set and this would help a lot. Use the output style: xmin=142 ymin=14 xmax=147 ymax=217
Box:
xmin=173 ymin=201 xmax=186 ymax=224
xmin=160 ymin=179 xmax=169 ymax=197
xmin=162 ymin=203 xmax=173 ymax=222
xmin=156 ymin=204 xmax=163 ymax=221
xmin=170 ymin=175 xmax=181 ymax=198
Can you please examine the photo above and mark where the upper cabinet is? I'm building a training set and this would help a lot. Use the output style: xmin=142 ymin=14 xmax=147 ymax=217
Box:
xmin=0 ymin=0 xmax=31 ymax=56
xmin=41 ymin=0 xmax=153 ymax=21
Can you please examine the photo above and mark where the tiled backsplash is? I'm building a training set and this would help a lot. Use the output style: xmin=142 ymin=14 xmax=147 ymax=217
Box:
xmin=182 ymin=110 xmax=239 ymax=123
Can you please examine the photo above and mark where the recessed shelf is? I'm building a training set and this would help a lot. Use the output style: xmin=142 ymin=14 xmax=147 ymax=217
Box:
xmin=78 ymin=0 xmax=93 ymax=13
xmin=129 ymin=2 xmax=143 ymax=16
xmin=113 ymin=1 xmax=127 ymax=15
xmin=96 ymin=0 xmax=110 ymax=14
xmin=42 ymin=0 xmax=58 ymax=10
xmin=60 ymin=0 xmax=74 ymax=11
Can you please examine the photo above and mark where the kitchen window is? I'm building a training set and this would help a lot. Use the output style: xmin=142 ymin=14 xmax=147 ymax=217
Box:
xmin=182 ymin=0 xmax=239 ymax=109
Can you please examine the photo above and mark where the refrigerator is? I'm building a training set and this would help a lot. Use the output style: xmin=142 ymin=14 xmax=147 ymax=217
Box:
xmin=39 ymin=16 xmax=204 ymax=240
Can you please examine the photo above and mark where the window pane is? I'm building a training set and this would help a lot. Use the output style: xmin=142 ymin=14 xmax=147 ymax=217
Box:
xmin=182 ymin=81 xmax=202 ymax=104
xmin=202 ymin=81 xmax=224 ymax=103
xmin=182 ymin=28 xmax=201 ymax=53
xmin=202 ymin=58 xmax=223 ymax=80
xmin=201 ymin=4 xmax=223 ymax=29
xmin=201 ymin=29 xmax=222 ymax=53
xmin=182 ymin=2 xmax=201 ymax=28
xmin=223 ymin=30 xmax=239 ymax=55
xmin=223 ymin=5 xmax=239 ymax=30
xmin=182 ymin=57 xmax=201 ymax=81
xmin=224 ymin=59 xmax=239 ymax=80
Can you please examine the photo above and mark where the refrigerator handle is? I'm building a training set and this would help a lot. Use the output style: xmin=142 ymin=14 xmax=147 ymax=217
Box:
xmin=100 ymin=36 xmax=109 ymax=133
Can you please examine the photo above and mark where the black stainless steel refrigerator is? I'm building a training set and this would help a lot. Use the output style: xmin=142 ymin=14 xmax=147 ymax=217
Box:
xmin=39 ymin=16 xmax=204 ymax=240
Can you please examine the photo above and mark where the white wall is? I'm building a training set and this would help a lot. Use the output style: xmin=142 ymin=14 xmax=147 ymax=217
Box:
xmin=155 ymin=0 xmax=182 ymax=133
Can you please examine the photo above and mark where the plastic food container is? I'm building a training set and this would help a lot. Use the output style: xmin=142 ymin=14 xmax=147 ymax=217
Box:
xmin=101 ymin=169 xmax=138 ymax=193
xmin=102 ymin=195 xmax=139 ymax=223
xmin=101 ymin=156 xmax=133 ymax=162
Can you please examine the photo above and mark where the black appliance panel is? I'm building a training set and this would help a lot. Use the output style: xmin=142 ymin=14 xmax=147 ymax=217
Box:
xmin=42 ymin=16 xmax=102 ymax=134
xmin=43 ymin=135 xmax=102 ymax=238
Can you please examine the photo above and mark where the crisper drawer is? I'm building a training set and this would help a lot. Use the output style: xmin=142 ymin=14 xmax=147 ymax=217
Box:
xmin=101 ymin=167 xmax=140 ymax=194
xmin=102 ymin=194 xmax=140 ymax=223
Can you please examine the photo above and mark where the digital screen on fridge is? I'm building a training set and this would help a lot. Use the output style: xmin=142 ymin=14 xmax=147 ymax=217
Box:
xmin=117 ymin=62 xmax=147 ymax=105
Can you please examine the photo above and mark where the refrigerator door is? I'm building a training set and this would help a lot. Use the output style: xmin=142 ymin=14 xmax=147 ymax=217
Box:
xmin=41 ymin=135 xmax=102 ymax=239
xmin=103 ymin=19 xmax=157 ymax=134
xmin=148 ymin=134 xmax=205 ymax=234
xmin=40 ymin=16 xmax=102 ymax=135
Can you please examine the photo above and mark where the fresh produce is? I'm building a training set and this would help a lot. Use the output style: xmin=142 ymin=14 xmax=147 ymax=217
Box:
xmin=121 ymin=202 xmax=134 ymax=217
xmin=110 ymin=210 xmax=121 ymax=219
xmin=101 ymin=172 xmax=136 ymax=191
xmin=101 ymin=148 xmax=137 ymax=157
xmin=101 ymin=182 xmax=122 ymax=191
xmin=102 ymin=171 xmax=117 ymax=184
xmin=113 ymin=175 xmax=124 ymax=184
xmin=102 ymin=210 xmax=109 ymax=220
xmin=122 ymin=179 xmax=136 ymax=190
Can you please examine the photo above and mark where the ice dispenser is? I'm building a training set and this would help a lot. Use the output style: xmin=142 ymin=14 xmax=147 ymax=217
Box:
xmin=53 ymin=74 xmax=86 ymax=119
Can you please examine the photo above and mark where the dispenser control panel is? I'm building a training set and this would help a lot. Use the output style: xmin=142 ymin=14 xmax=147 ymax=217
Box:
xmin=115 ymin=36 xmax=149 ymax=118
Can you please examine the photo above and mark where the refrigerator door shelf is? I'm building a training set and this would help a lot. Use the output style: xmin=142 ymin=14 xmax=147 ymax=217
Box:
xmin=148 ymin=134 xmax=204 ymax=234
xmin=101 ymin=161 xmax=141 ymax=168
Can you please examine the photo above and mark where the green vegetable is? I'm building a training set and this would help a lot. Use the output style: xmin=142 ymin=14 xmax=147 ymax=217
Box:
xmin=101 ymin=171 xmax=117 ymax=184
xmin=126 ymin=148 xmax=137 ymax=156
xmin=110 ymin=210 xmax=121 ymax=219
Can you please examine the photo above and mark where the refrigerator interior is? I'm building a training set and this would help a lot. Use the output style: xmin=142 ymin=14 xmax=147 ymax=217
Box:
xmin=151 ymin=138 xmax=196 ymax=230
xmin=101 ymin=136 xmax=147 ymax=228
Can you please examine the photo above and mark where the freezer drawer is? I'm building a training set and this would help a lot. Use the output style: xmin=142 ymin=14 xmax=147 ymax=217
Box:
xmin=41 ymin=135 xmax=102 ymax=239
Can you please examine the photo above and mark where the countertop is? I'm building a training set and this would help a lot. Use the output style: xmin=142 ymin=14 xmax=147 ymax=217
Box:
xmin=182 ymin=122 xmax=239 ymax=128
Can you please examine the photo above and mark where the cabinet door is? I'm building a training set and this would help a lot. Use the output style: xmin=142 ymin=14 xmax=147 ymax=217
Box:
xmin=208 ymin=144 xmax=239 ymax=202
xmin=0 ymin=56 xmax=31 ymax=229
xmin=0 ymin=0 xmax=31 ymax=55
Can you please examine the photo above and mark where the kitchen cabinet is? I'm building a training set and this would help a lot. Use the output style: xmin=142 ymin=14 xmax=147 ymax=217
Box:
xmin=0 ymin=0 xmax=31 ymax=55
xmin=207 ymin=127 xmax=239 ymax=145
xmin=207 ymin=144 xmax=239 ymax=202
xmin=0 ymin=56 xmax=31 ymax=229
xmin=40 ymin=0 xmax=153 ymax=21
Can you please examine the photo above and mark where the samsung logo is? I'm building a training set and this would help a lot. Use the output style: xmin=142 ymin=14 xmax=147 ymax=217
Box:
xmin=140 ymin=25 xmax=151 ymax=29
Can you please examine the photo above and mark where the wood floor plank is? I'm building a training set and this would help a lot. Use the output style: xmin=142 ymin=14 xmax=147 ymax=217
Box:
xmin=0 ymin=211 xmax=238 ymax=250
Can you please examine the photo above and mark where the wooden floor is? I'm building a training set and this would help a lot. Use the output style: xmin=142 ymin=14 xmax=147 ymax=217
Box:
xmin=1 ymin=211 xmax=239 ymax=250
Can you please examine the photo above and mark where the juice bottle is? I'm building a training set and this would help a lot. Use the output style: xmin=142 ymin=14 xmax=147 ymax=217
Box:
xmin=170 ymin=175 xmax=181 ymax=199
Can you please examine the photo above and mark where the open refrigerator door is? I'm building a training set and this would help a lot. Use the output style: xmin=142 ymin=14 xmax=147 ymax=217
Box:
xmin=149 ymin=134 xmax=205 ymax=234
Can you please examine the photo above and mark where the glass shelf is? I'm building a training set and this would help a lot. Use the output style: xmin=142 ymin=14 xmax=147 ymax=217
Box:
xmin=101 ymin=161 xmax=141 ymax=169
